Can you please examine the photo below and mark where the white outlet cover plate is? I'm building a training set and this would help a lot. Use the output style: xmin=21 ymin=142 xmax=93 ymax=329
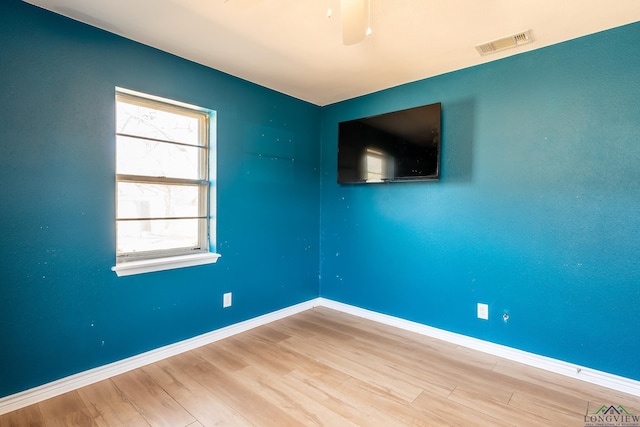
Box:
xmin=477 ymin=303 xmax=489 ymax=320
xmin=223 ymin=292 xmax=232 ymax=308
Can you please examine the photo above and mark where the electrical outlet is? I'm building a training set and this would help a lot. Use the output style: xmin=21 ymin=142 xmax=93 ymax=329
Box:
xmin=223 ymin=292 xmax=232 ymax=308
xmin=477 ymin=303 xmax=489 ymax=320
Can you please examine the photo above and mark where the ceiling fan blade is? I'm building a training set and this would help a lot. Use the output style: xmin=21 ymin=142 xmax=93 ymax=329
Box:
xmin=340 ymin=0 xmax=366 ymax=45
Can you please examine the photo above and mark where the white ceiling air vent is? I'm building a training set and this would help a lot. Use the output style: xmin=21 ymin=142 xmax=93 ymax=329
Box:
xmin=475 ymin=30 xmax=534 ymax=56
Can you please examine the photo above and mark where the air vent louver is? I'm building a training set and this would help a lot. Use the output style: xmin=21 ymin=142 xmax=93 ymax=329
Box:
xmin=475 ymin=30 xmax=533 ymax=56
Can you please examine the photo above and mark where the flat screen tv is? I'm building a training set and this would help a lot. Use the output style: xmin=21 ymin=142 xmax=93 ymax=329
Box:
xmin=337 ymin=102 xmax=441 ymax=183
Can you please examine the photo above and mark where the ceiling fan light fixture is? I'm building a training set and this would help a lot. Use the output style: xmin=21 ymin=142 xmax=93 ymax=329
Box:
xmin=340 ymin=0 xmax=367 ymax=45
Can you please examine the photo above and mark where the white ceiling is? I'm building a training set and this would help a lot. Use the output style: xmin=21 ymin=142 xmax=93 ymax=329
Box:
xmin=24 ymin=0 xmax=640 ymax=106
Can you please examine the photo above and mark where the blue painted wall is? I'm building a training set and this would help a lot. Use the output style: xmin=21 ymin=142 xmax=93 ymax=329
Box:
xmin=320 ymin=22 xmax=640 ymax=380
xmin=0 ymin=0 xmax=320 ymax=397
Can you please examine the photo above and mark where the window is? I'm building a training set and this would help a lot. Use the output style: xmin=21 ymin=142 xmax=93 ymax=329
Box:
xmin=112 ymin=89 xmax=219 ymax=276
xmin=365 ymin=148 xmax=394 ymax=182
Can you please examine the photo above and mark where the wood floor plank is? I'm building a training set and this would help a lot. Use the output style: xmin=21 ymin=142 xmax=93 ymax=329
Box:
xmin=447 ymin=386 xmax=564 ymax=426
xmin=216 ymin=335 xmax=294 ymax=376
xmin=309 ymin=332 xmax=456 ymax=399
xmin=142 ymin=356 xmax=254 ymax=427
xmin=412 ymin=388 xmax=514 ymax=427
xmin=304 ymin=308 xmax=462 ymax=357
xmin=37 ymin=391 xmax=96 ymax=427
xmin=110 ymin=369 xmax=195 ymax=427
xmin=246 ymin=324 xmax=291 ymax=343
xmin=297 ymin=309 xmax=452 ymax=358
xmin=191 ymin=343 xmax=249 ymax=373
xmin=508 ymin=390 xmax=587 ymax=426
xmin=296 ymin=317 xmax=493 ymax=400
xmin=0 ymin=405 xmax=46 ymax=427
xmin=249 ymin=338 xmax=352 ymax=390
xmin=511 ymin=378 xmax=590 ymax=415
xmin=337 ymin=376 xmax=450 ymax=426
xmin=235 ymin=365 xmax=361 ymax=427
xmin=493 ymin=359 xmax=640 ymax=410
xmin=280 ymin=335 xmax=425 ymax=403
xmin=300 ymin=310 xmax=502 ymax=396
xmin=76 ymin=379 xmax=148 ymax=427
xmin=282 ymin=317 xmax=354 ymax=343
xmin=282 ymin=368 xmax=410 ymax=427
xmin=179 ymin=355 xmax=304 ymax=426
xmin=144 ymin=356 xmax=253 ymax=427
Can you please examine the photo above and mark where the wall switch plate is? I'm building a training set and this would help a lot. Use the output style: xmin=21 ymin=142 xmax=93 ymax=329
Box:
xmin=477 ymin=303 xmax=489 ymax=320
xmin=223 ymin=292 xmax=232 ymax=308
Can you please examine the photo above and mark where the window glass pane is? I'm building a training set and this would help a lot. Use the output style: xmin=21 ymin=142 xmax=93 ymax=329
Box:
xmin=116 ymin=136 xmax=203 ymax=180
xmin=115 ymin=89 xmax=214 ymax=262
xmin=117 ymin=183 xmax=201 ymax=219
xmin=116 ymin=100 xmax=201 ymax=146
xmin=117 ymin=218 xmax=204 ymax=254
xmin=367 ymin=154 xmax=383 ymax=174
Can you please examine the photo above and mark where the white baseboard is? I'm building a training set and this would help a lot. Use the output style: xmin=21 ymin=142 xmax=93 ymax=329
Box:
xmin=318 ymin=298 xmax=640 ymax=397
xmin=1 ymin=297 xmax=639 ymax=416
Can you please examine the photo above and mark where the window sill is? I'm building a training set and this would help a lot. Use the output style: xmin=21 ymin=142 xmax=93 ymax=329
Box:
xmin=111 ymin=252 xmax=221 ymax=277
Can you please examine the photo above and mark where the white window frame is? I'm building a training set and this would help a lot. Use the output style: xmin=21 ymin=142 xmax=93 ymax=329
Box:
xmin=111 ymin=88 xmax=219 ymax=276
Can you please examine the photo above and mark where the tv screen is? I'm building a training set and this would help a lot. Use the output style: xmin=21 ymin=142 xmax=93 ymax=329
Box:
xmin=337 ymin=102 xmax=441 ymax=183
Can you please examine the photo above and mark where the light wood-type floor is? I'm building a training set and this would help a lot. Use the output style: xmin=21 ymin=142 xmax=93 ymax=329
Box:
xmin=2 ymin=307 xmax=640 ymax=426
